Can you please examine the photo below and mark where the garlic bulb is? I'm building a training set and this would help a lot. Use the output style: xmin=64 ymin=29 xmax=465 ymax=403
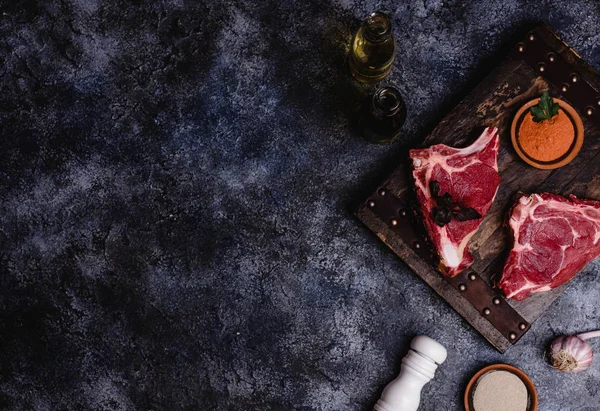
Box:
xmin=549 ymin=330 xmax=600 ymax=373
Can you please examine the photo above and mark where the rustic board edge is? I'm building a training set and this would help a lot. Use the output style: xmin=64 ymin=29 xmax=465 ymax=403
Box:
xmin=355 ymin=204 xmax=512 ymax=353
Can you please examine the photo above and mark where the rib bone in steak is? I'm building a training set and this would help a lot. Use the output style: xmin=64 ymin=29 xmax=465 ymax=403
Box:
xmin=499 ymin=193 xmax=600 ymax=301
xmin=410 ymin=127 xmax=500 ymax=277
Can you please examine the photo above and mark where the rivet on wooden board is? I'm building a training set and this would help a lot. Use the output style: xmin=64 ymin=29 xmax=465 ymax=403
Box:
xmin=528 ymin=33 xmax=535 ymax=41
xmin=517 ymin=43 xmax=525 ymax=52
xmin=368 ymin=200 xmax=375 ymax=208
xmin=586 ymin=107 xmax=594 ymax=116
xmin=548 ymin=52 xmax=556 ymax=62
xmin=468 ymin=273 xmax=477 ymax=281
xmin=399 ymin=209 xmax=407 ymax=217
xmin=571 ymin=73 xmax=579 ymax=83
xmin=458 ymin=283 xmax=467 ymax=291
xmin=493 ymin=297 xmax=501 ymax=305
xmin=509 ymin=332 xmax=517 ymax=340
xmin=483 ymin=308 xmax=491 ymax=316
xmin=538 ymin=63 xmax=545 ymax=73
xmin=379 ymin=189 xmax=386 ymax=196
xmin=519 ymin=323 xmax=527 ymax=330
xmin=391 ymin=219 xmax=398 ymax=226
xmin=561 ymin=83 xmax=569 ymax=92
xmin=414 ymin=242 xmax=421 ymax=249
xmin=596 ymin=98 xmax=600 ymax=106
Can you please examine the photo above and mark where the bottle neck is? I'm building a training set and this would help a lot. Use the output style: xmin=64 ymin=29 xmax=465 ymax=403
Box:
xmin=371 ymin=87 xmax=403 ymax=118
xmin=363 ymin=12 xmax=392 ymax=43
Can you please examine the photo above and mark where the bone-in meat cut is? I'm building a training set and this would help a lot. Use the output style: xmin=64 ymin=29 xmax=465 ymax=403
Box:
xmin=410 ymin=127 xmax=501 ymax=277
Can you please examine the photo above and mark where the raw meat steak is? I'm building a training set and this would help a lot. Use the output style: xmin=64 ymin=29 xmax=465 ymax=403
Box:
xmin=499 ymin=193 xmax=600 ymax=301
xmin=410 ymin=127 xmax=500 ymax=277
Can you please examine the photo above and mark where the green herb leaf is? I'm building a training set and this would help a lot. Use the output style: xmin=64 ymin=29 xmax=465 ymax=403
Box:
xmin=452 ymin=207 xmax=482 ymax=222
xmin=530 ymin=91 xmax=560 ymax=122
xmin=432 ymin=206 xmax=452 ymax=227
xmin=430 ymin=181 xmax=441 ymax=197
xmin=429 ymin=180 xmax=483 ymax=226
xmin=438 ymin=192 xmax=453 ymax=207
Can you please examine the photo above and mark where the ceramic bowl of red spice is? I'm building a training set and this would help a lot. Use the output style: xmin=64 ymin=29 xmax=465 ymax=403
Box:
xmin=511 ymin=96 xmax=584 ymax=169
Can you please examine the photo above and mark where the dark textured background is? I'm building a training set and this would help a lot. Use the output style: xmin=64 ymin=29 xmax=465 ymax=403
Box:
xmin=1 ymin=1 xmax=600 ymax=410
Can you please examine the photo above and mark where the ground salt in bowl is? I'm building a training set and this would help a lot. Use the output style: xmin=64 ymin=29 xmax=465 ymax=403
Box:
xmin=472 ymin=370 xmax=528 ymax=411
xmin=465 ymin=365 xmax=538 ymax=411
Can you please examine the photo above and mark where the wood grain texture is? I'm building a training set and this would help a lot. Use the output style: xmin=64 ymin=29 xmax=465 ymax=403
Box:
xmin=357 ymin=24 xmax=600 ymax=352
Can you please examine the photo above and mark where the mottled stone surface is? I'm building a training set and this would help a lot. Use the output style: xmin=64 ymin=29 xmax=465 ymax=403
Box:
xmin=1 ymin=1 xmax=600 ymax=410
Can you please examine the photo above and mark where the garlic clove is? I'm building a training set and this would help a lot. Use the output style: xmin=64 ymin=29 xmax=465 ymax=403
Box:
xmin=549 ymin=335 xmax=594 ymax=373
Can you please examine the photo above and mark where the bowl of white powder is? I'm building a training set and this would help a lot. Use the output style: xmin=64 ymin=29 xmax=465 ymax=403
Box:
xmin=464 ymin=364 xmax=538 ymax=411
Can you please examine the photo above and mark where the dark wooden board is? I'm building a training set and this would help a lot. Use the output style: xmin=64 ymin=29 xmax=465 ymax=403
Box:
xmin=356 ymin=24 xmax=600 ymax=352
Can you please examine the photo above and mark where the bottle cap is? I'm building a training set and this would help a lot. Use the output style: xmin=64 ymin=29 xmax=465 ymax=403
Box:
xmin=410 ymin=335 xmax=447 ymax=365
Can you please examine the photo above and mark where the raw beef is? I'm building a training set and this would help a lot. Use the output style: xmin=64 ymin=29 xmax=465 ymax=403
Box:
xmin=410 ymin=127 xmax=500 ymax=277
xmin=499 ymin=193 xmax=600 ymax=301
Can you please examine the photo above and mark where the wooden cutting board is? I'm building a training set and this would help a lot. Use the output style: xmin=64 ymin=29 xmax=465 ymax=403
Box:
xmin=356 ymin=24 xmax=600 ymax=353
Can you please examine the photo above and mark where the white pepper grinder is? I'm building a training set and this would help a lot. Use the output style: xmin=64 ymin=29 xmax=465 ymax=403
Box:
xmin=374 ymin=335 xmax=447 ymax=411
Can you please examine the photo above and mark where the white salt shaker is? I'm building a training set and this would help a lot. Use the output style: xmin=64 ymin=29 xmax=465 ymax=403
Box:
xmin=374 ymin=335 xmax=447 ymax=411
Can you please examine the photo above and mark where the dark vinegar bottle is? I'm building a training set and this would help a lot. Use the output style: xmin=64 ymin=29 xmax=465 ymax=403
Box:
xmin=361 ymin=87 xmax=406 ymax=144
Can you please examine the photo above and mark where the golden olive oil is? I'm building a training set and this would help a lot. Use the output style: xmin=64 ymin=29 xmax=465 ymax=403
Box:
xmin=349 ymin=12 xmax=396 ymax=83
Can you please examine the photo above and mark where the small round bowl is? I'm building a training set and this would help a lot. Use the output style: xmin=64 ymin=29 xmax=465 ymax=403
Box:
xmin=464 ymin=364 xmax=538 ymax=411
xmin=511 ymin=97 xmax=584 ymax=169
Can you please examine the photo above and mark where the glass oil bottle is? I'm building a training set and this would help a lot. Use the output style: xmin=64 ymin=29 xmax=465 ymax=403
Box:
xmin=349 ymin=12 xmax=396 ymax=83
xmin=361 ymin=87 xmax=406 ymax=143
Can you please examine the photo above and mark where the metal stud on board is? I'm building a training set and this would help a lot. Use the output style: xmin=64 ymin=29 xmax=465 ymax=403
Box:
xmin=509 ymin=332 xmax=517 ymax=340
xmin=571 ymin=73 xmax=579 ymax=83
xmin=528 ymin=33 xmax=535 ymax=41
xmin=548 ymin=52 xmax=556 ymax=62
xmin=586 ymin=107 xmax=594 ymax=116
xmin=561 ymin=83 xmax=569 ymax=92
xmin=364 ymin=170 xmax=538 ymax=345
xmin=519 ymin=323 xmax=527 ymax=330
xmin=538 ymin=63 xmax=545 ymax=73
xmin=517 ymin=43 xmax=525 ymax=52
xmin=493 ymin=297 xmax=501 ymax=305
